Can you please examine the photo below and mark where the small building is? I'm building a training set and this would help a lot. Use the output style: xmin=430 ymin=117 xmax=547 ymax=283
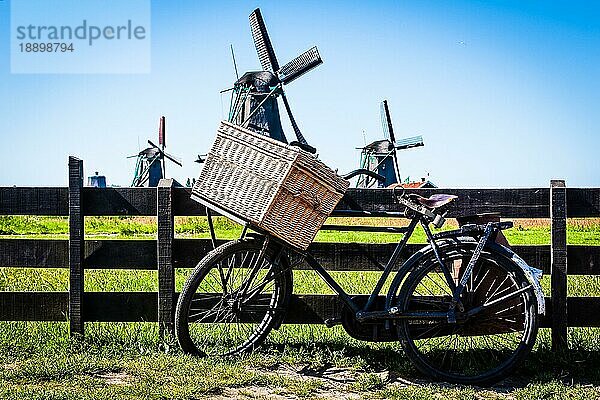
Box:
xmin=400 ymin=177 xmax=437 ymax=189
xmin=88 ymin=172 xmax=107 ymax=188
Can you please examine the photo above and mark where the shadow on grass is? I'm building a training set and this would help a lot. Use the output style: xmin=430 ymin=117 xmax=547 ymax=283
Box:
xmin=3 ymin=321 xmax=600 ymax=395
xmin=260 ymin=338 xmax=600 ymax=390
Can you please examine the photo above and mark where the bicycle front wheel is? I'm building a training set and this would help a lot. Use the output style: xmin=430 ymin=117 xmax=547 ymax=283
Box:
xmin=396 ymin=243 xmax=538 ymax=385
xmin=175 ymin=238 xmax=293 ymax=357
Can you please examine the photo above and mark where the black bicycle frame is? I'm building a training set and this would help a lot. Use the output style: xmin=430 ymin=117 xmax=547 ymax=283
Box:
xmin=219 ymin=191 xmax=500 ymax=322
xmin=300 ymin=216 xmax=498 ymax=322
xmin=299 ymin=216 xmax=440 ymax=316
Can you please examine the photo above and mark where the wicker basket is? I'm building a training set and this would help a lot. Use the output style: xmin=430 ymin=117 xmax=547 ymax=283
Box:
xmin=191 ymin=121 xmax=349 ymax=250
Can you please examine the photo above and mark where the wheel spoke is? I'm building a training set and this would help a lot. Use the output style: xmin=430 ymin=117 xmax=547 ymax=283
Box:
xmin=397 ymin=245 xmax=538 ymax=384
xmin=177 ymin=240 xmax=289 ymax=358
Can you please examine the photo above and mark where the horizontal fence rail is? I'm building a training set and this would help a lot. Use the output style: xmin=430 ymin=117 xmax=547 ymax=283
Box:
xmin=1 ymin=187 xmax=553 ymax=217
xmin=2 ymin=291 xmax=600 ymax=330
xmin=0 ymin=157 xmax=599 ymax=350
xmin=3 ymin=187 xmax=599 ymax=218
xmin=2 ymin=239 xmax=600 ymax=275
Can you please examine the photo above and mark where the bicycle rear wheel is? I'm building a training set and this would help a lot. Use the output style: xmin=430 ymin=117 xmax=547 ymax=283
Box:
xmin=396 ymin=243 xmax=538 ymax=385
xmin=175 ymin=238 xmax=292 ymax=357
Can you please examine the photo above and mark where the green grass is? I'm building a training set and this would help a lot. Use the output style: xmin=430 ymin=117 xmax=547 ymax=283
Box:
xmin=3 ymin=321 xmax=600 ymax=399
xmin=1 ymin=216 xmax=599 ymax=245
xmin=0 ymin=216 xmax=244 ymax=239
xmin=1 ymin=216 xmax=600 ymax=398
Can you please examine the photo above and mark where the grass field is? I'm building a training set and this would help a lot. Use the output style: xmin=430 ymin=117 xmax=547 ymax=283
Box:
xmin=4 ymin=215 xmax=600 ymax=243
xmin=1 ymin=216 xmax=600 ymax=399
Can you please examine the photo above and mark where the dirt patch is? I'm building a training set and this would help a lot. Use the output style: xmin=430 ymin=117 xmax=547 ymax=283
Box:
xmin=241 ymin=364 xmax=372 ymax=399
xmin=92 ymin=371 xmax=133 ymax=386
xmin=234 ymin=365 xmax=538 ymax=399
xmin=212 ymin=385 xmax=361 ymax=400
xmin=1 ymin=362 xmax=19 ymax=371
xmin=284 ymin=364 xmax=358 ymax=384
xmin=213 ymin=386 xmax=296 ymax=400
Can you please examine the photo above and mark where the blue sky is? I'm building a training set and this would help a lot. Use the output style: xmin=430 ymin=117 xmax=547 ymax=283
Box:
xmin=0 ymin=0 xmax=598 ymax=188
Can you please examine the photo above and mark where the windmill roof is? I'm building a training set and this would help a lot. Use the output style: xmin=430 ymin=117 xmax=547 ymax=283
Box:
xmin=138 ymin=147 xmax=160 ymax=157
xmin=359 ymin=139 xmax=393 ymax=153
xmin=236 ymin=71 xmax=280 ymax=92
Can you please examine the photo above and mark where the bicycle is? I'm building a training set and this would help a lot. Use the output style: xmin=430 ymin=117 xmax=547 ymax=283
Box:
xmin=174 ymin=186 xmax=545 ymax=386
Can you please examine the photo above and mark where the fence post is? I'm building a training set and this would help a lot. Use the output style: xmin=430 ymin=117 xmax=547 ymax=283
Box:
xmin=157 ymin=179 xmax=175 ymax=340
xmin=68 ymin=156 xmax=85 ymax=336
xmin=551 ymin=179 xmax=568 ymax=352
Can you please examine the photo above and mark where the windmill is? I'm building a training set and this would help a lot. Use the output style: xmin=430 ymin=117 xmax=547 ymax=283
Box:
xmin=128 ymin=116 xmax=183 ymax=187
xmin=356 ymin=100 xmax=424 ymax=188
xmin=226 ymin=8 xmax=322 ymax=153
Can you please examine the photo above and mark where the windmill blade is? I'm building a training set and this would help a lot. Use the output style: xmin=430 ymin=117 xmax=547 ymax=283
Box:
xmin=280 ymin=92 xmax=307 ymax=145
xmin=249 ymin=8 xmax=280 ymax=72
xmin=163 ymin=151 xmax=183 ymax=167
xmin=158 ymin=116 xmax=166 ymax=147
xmin=380 ymin=102 xmax=390 ymax=141
xmin=148 ymin=140 xmax=183 ymax=166
xmin=278 ymin=46 xmax=322 ymax=85
xmin=381 ymin=100 xmax=396 ymax=144
xmin=230 ymin=44 xmax=239 ymax=80
xmin=395 ymin=135 xmax=424 ymax=150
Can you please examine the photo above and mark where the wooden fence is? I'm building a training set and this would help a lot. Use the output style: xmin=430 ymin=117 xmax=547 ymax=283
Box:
xmin=0 ymin=156 xmax=599 ymax=352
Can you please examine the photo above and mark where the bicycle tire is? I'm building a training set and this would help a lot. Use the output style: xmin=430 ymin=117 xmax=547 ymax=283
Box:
xmin=395 ymin=242 xmax=538 ymax=385
xmin=175 ymin=238 xmax=293 ymax=357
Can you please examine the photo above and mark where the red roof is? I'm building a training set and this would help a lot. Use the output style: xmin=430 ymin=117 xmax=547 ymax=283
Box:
xmin=400 ymin=182 xmax=425 ymax=188
xmin=399 ymin=180 xmax=437 ymax=189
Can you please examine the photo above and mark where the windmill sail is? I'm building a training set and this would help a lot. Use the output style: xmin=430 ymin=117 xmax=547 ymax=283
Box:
xmin=158 ymin=116 xmax=165 ymax=146
xmin=243 ymin=8 xmax=320 ymax=153
xmin=249 ymin=8 xmax=279 ymax=72
xmin=380 ymin=100 xmax=396 ymax=144
xmin=395 ymin=135 xmax=424 ymax=150
xmin=278 ymin=46 xmax=322 ymax=84
xmin=357 ymin=101 xmax=425 ymax=188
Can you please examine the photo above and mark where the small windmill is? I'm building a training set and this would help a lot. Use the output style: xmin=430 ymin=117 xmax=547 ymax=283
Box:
xmin=356 ymin=100 xmax=424 ymax=188
xmin=128 ymin=116 xmax=183 ymax=187
xmin=226 ymin=8 xmax=322 ymax=152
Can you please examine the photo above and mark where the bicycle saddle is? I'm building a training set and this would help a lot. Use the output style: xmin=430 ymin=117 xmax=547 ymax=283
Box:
xmin=408 ymin=193 xmax=458 ymax=209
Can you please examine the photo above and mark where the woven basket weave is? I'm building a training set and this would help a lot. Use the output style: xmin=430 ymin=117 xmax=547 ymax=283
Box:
xmin=191 ymin=121 xmax=349 ymax=250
